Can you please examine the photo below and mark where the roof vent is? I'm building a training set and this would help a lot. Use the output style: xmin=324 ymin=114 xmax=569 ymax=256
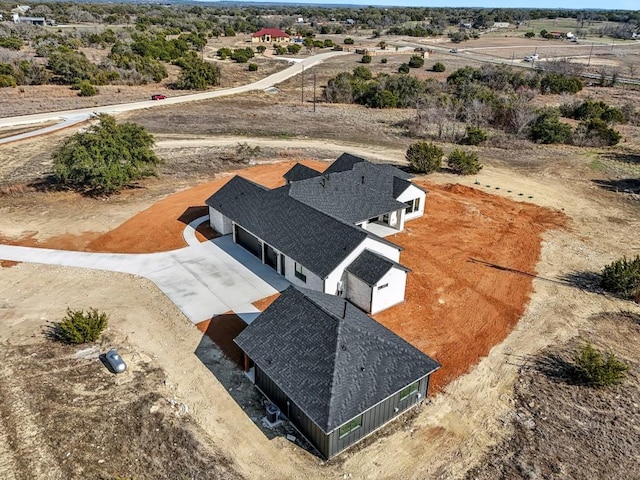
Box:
xmin=360 ymin=367 xmax=365 ymax=372
xmin=342 ymin=301 xmax=347 ymax=318
xmin=361 ymin=175 xmax=365 ymax=184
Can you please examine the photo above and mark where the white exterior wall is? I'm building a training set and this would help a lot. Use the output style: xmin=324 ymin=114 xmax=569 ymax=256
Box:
xmin=209 ymin=207 xmax=233 ymax=235
xmin=346 ymin=272 xmax=372 ymax=312
xmin=323 ymin=237 xmax=401 ymax=296
xmin=283 ymin=256 xmax=324 ymax=291
xmin=397 ymin=184 xmax=426 ymax=221
xmin=370 ymin=267 xmax=407 ymax=314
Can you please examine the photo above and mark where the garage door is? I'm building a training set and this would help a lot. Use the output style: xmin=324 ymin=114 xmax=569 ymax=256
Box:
xmin=235 ymin=225 xmax=262 ymax=260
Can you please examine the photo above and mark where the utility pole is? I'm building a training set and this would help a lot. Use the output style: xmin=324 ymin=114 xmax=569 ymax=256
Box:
xmin=301 ymin=65 xmax=304 ymax=106
xmin=588 ymin=42 xmax=594 ymax=66
xmin=511 ymin=51 xmax=514 ymax=66
xmin=313 ymin=72 xmax=317 ymax=113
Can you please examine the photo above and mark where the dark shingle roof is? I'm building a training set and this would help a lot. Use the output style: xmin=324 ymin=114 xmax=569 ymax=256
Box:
xmin=234 ymin=286 xmax=440 ymax=433
xmin=206 ymin=176 xmax=369 ymax=279
xmin=345 ymin=250 xmax=410 ymax=287
xmin=283 ymin=174 xmax=407 ymax=224
xmin=283 ymin=163 xmax=321 ymax=183
xmin=323 ymin=153 xmax=366 ymax=175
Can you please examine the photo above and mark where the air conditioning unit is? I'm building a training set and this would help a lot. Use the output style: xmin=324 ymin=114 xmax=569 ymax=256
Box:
xmin=266 ymin=403 xmax=280 ymax=423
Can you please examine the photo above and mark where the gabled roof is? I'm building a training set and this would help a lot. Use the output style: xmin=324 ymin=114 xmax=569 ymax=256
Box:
xmin=252 ymin=28 xmax=289 ymax=38
xmin=234 ymin=286 xmax=440 ymax=433
xmin=206 ymin=176 xmax=370 ymax=279
xmin=282 ymin=156 xmax=422 ymax=224
xmin=283 ymin=163 xmax=321 ymax=183
xmin=323 ymin=153 xmax=367 ymax=175
xmin=282 ymin=174 xmax=407 ymax=224
xmin=345 ymin=249 xmax=410 ymax=287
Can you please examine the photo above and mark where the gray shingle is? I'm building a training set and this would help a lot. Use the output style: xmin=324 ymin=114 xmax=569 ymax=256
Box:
xmin=345 ymin=250 xmax=410 ymax=286
xmin=323 ymin=153 xmax=366 ymax=175
xmin=234 ymin=286 xmax=440 ymax=433
xmin=206 ymin=176 xmax=369 ymax=279
xmin=283 ymin=163 xmax=321 ymax=182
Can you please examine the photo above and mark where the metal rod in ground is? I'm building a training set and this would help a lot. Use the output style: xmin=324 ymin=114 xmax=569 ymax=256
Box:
xmin=301 ymin=65 xmax=304 ymax=106
xmin=313 ymin=72 xmax=316 ymax=112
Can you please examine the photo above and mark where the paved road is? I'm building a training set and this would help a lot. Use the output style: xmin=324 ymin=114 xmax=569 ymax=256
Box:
xmin=0 ymin=50 xmax=350 ymax=144
xmin=0 ymin=218 xmax=289 ymax=324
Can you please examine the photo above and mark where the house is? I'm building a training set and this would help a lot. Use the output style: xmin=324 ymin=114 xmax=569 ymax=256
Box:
xmin=251 ymin=28 xmax=290 ymax=43
xmin=206 ymin=154 xmax=426 ymax=314
xmin=234 ymin=285 xmax=441 ymax=459
xmin=15 ymin=16 xmax=45 ymax=25
xmin=492 ymin=22 xmax=510 ymax=29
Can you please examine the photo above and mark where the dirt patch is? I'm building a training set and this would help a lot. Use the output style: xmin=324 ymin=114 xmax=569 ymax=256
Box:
xmin=196 ymin=314 xmax=248 ymax=369
xmin=0 ymin=337 xmax=242 ymax=480
xmin=466 ymin=311 xmax=640 ymax=479
xmin=373 ymin=182 xmax=565 ymax=392
xmin=252 ymin=293 xmax=280 ymax=311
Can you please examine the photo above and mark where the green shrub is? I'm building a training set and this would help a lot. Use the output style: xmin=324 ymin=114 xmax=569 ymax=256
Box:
xmin=369 ymin=89 xmax=398 ymax=108
xmin=287 ymin=44 xmax=302 ymax=54
xmin=568 ymin=100 xmax=624 ymax=123
xmin=572 ymin=343 xmax=628 ymax=388
xmin=529 ymin=109 xmax=573 ymax=144
xmin=224 ymin=26 xmax=236 ymax=37
xmin=601 ymin=255 xmax=640 ymax=300
xmin=248 ymin=62 xmax=258 ymax=72
xmin=274 ymin=45 xmax=287 ymax=55
xmin=174 ymin=53 xmax=221 ymax=90
xmin=380 ymin=57 xmax=388 ymax=64
xmin=53 ymin=114 xmax=160 ymax=195
xmin=461 ymin=126 xmax=487 ymax=145
xmin=408 ymin=55 xmax=424 ymax=68
xmin=344 ymin=37 xmax=355 ymax=45
xmin=230 ymin=47 xmax=254 ymax=63
xmin=406 ymin=142 xmax=443 ymax=173
xmin=575 ymin=118 xmax=621 ymax=146
xmin=447 ymin=149 xmax=483 ymax=175
xmin=323 ymin=39 xmax=335 ymax=48
xmin=256 ymin=45 xmax=266 ymax=54
xmin=525 ymin=31 xmax=535 ymax=38
xmin=0 ymin=74 xmax=17 ymax=88
xmin=398 ymin=63 xmax=410 ymax=74
xmin=361 ymin=54 xmax=372 ymax=64
xmin=0 ymin=36 xmax=23 ymax=51
xmin=432 ymin=62 xmax=445 ymax=72
xmin=216 ymin=47 xmax=232 ymax=59
xmin=52 ymin=308 xmax=108 ymax=344
xmin=74 ymin=80 xmax=98 ymax=96
xmin=352 ymin=66 xmax=372 ymax=80
xmin=540 ymin=73 xmax=583 ymax=94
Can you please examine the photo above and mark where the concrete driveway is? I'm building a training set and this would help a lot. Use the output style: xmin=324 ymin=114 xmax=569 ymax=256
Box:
xmin=0 ymin=222 xmax=289 ymax=324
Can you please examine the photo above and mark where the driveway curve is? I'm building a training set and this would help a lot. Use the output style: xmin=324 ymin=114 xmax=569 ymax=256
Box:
xmin=0 ymin=50 xmax=351 ymax=144
xmin=0 ymin=229 xmax=289 ymax=324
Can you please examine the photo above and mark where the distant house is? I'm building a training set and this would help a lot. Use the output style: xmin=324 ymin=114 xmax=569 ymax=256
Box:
xmin=460 ymin=22 xmax=474 ymax=29
xmin=548 ymin=31 xmax=566 ymax=39
xmin=206 ymin=153 xmax=426 ymax=314
xmin=234 ymin=285 xmax=440 ymax=459
xmin=251 ymin=28 xmax=290 ymax=43
xmin=493 ymin=22 xmax=510 ymax=28
xmin=15 ymin=16 xmax=45 ymax=25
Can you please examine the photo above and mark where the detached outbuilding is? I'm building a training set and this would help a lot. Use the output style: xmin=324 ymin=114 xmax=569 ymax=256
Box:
xmin=235 ymin=286 xmax=440 ymax=459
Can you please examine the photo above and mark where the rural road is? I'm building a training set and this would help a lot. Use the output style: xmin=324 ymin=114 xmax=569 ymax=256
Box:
xmin=0 ymin=50 xmax=351 ymax=143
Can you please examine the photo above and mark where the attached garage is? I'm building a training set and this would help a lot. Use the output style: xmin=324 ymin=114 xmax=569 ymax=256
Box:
xmin=345 ymin=250 xmax=409 ymax=314
xmin=234 ymin=225 xmax=262 ymax=259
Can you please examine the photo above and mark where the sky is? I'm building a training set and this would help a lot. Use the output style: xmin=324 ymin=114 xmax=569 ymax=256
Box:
xmin=212 ymin=0 xmax=638 ymax=11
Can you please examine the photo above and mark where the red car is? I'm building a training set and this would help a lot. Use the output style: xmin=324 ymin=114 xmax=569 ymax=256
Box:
xmin=151 ymin=94 xmax=166 ymax=100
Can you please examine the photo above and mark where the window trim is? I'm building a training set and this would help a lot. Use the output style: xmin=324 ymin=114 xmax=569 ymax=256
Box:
xmin=405 ymin=198 xmax=420 ymax=214
xmin=338 ymin=415 xmax=362 ymax=438
xmin=294 ymin=262 xmax=307 ymax=282
xmin=399 ymin=381 xmax=419 ymax=401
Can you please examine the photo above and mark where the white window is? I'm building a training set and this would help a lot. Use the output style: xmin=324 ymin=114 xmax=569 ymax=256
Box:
xmin=405 ymin=198 xmax=420 ymax=214
xmin=294 ymin=262 xmax=307 ymax=282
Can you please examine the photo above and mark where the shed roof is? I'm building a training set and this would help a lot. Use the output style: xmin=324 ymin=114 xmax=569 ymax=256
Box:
xmin=345 ymin=249 xmax=410 ymax=287
xmin=234 ymin=286 xmax=440 ymax=433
